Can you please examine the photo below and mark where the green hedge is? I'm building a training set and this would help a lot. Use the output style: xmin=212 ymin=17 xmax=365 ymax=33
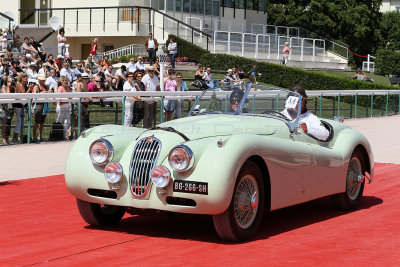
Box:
xmin=200 ymin=53 xmax=394 ymax=91
xmin=166 ymin=34 xmax=209 ymax=63
xmin=199 ymin=53 xmax=397 ymax=109
xmin=376 ymin=49 xmax=400 ymax=76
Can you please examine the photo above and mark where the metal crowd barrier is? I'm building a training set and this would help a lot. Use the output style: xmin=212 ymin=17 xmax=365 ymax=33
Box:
xmin=0 ymin=90 xmax=399 ymax=144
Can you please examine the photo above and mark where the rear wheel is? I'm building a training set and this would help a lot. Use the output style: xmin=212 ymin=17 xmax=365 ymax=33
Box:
xmin=213 ymin=161 xmax=264 ymax=241
xmin=331 ymin=150 xmax=365 ymax=210
xmin=76 ymin=198 xmax=126 ymax=226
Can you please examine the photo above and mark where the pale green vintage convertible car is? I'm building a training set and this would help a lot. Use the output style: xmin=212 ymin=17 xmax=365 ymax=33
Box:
xmin=65 ymin=84 xmax=374 ymax=241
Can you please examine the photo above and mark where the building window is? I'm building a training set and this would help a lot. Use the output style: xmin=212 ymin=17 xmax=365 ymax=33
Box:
xmin=258 ymin=0 xmax=266 ymax=11
xmin=20 ymin=0 xmax=50 ymax=25
xmin=221 ymin=0 xmax=265 ymax=11
xmin=167 ymin=0 xmax=174 ymax=11
xmin=183 ymin=1 xmax=190 ymax=12
xmin=213 ymin=1 xmax=220 ymax=16
xmin=236 ymin=0 xmax=245 ymax=9
xmin=161 ymin=0 xmax=220 ymax=16
xmin=175 ymin=0 xmax=182 ymax=12
xmin=20 ymin=0 xmax=36 ymax=24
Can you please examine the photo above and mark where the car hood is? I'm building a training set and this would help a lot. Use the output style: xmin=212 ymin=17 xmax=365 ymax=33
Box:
xmin=154 ymin=114 xmax=286 ymax=140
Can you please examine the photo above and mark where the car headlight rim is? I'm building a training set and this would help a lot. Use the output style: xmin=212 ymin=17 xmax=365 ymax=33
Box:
xmin=104 ymin=162 xmax=123 ymax=184
xmin=151 ymin=165 xmax=171 ymax=188
xmin=168 ymin=145 xmax=194 ymax=172
xmin=89 ymin=138 xmax=114 ymax=166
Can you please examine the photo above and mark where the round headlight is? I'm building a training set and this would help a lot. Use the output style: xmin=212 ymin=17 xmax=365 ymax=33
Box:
xmin=104 ymin=162 xmax=123 ymax=184
xmin=151 ymin=165 xmax=171 ymax=188
xmin=168 ymin=145 xmax=194 ymax=172
xmin=89 ymin=139 xmax=113 ymax=166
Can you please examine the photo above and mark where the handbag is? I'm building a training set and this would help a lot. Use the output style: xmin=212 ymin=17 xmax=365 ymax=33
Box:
xmin=131 ymin=101 xmax=144 ymax=125
xmin=0 ymin=104 xmax=14 ymax=120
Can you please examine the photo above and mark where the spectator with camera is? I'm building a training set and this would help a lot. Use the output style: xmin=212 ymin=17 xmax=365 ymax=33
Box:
xmin=104 ymin=65 xmax=117 ymax=90
xmin=135 ymin=56 xmax=145 ymax=74
xmin=142 ymin=66 xmax=160 ymax=128
xmin=45 ymin=68 xmax=58 ymax=93
xmin=126 ymin=57 xmax=137 ymax=74
xmin=123 ymin=72 xmax=142 ymax=127
xmin=19 ymin=53 xmax=31 ymax=71
xmin=115 ymin=65 xmax=127 ymax=90
xmin=163 ymin=68 xmax=177 ymax=122
xmin=175 ymin=72 xmax=188 ymax=118
xmin=0 ymin=76 xmax=16 ymax=144
xmin=26 ymin=62 xmax=38 ymax=84
xmin=56 ymin=76 xmax=71 ymax=140
xmin=32 ymin=74 xmax=50 ymax=143
xmin=29 ymin=37 xmax=46 ymax=62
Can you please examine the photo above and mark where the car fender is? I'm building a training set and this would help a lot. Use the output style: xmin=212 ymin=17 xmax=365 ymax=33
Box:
xmin=332 ymin=127 xmax=374 ymax=181
xmin=161 ymin=134 xmax=270 ymax=214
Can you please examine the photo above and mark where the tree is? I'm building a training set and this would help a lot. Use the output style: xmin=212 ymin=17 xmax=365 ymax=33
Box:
xmin=379 ymin=11 xmax=400 ymax=51
xmin=267 ymin=0 xmax=383 ymax=67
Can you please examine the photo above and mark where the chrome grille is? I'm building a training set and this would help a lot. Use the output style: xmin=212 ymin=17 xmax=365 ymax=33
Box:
xmin=129 ymin=136 xmax=161 ymax=197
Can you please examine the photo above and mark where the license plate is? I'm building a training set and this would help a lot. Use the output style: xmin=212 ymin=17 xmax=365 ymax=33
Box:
xmin=173 ymin=180 xmax=208 ymax=195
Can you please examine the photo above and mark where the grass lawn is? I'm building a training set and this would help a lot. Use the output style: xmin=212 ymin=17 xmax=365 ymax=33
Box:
xmin=310 ymin=70 xmax=393 ymax=87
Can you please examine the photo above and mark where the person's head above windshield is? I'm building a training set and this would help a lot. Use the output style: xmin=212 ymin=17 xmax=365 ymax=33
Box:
xmin=286 ymin=85 xmax=307 ymax=120
xmin=229 ymin=88 xmax=244 ymax=112
xmin=291 ymin=85 xmax=307 ymax=112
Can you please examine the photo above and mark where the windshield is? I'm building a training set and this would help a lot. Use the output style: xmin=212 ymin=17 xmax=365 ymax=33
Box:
xmin=189 ymin=84 xmax=302 ymax=132
xmin=188 ymin=84 xmax=248 ymax=115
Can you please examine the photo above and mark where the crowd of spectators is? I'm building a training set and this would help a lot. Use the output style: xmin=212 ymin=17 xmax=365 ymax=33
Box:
xmin=191 ymin=63 xmax=259 ymax=90
xmin=0 ymin=31 xmax=195 ymax=145
xmin=0 ymin=29 xmax=259 ymax=146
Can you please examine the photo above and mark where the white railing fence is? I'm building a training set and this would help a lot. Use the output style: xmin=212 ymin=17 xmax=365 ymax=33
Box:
xmin=214 ymin=31 xmax=326 ymax=61
xmin=99 ymin=44 xmax=147 ymax=60
xmin=363 ymin=54 xmax=376 ymax=73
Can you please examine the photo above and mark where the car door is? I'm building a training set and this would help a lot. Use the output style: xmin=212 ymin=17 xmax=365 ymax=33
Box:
xmin=265 ymin=127 xmax=313 ymax=210
xmin=298 ymin=129 xmax=344 ymax=200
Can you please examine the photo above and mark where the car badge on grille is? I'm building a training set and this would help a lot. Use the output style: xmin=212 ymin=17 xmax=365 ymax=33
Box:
xmin=146 ymin=135 xmax=154 ymax=144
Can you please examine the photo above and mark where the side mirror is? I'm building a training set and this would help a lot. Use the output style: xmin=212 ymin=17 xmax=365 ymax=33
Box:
xmin=334 ymin=116 xmax=344 ymax=123
xmin=289 ymin=124 xmax=301 ymax=139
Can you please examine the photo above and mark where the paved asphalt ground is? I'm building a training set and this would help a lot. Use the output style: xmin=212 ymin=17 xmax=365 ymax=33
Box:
xmin=0 ymin=116 xmax=399 ymax=266
xmin=0 ymin=115 xmax=399 ymax=181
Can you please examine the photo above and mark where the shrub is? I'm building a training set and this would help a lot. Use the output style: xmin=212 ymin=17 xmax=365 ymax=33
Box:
xmin=200 ymin=53 xmax=397 ymax=109
xmin=119 ymin=55 xmax=128 ymax=63
xmin=375 ymin=49 xmax=400 ymax=76
xmin=200 ymin=53 xmax=394 ymax=91
xmin=166 ymin=34 xmax=209 ymax=63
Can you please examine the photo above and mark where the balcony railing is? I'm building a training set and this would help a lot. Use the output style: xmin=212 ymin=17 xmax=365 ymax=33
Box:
xmin=18 ymin=6 xmax=211 ymax=50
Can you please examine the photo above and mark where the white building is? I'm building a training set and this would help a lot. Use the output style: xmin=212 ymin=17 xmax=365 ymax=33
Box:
xmin=381 ymin=0 xmax=400 ymax=12
xmin=1 ymin=0 xmax=267 ymax=59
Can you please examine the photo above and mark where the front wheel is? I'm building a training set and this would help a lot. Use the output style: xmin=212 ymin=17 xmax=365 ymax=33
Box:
xmin=76 ymin=198 xmax=126 ymax=226
xmin=331 ymin=150 xmax=365 ymax=210
xmin=213 ymin=161 xmax=265 ymax=242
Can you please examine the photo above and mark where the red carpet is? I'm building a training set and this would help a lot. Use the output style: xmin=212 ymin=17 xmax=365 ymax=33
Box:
xmin=0 ymin=163 xmax=399 ymax=266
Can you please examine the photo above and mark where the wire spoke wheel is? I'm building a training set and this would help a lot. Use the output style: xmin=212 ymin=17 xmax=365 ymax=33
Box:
xmin=212 ymin=161 xmax=264 ymax=241
xmin=346 ymin=157 xmax=362 ymax=200
xmin=234 ymin=174 xmax=259 ymax=229
xmin=331 ymin=150 xmax=366 ymax=210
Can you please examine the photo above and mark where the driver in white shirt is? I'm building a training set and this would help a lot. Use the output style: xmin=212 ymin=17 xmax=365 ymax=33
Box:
xmin=282 ymin=85 xmax=329 ymax=141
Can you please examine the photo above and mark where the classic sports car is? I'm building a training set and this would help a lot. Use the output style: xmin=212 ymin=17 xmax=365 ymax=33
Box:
xmin=65 ymin=84 xmax=374 ymax=241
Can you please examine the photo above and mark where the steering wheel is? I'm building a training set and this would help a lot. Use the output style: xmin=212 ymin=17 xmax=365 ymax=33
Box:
xmin=260 ymin=110 xmax=288 ymax=120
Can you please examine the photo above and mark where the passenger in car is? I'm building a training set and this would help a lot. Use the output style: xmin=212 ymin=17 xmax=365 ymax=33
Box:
xmin=229 ymin=88 xmax=244 ymax=112
xmin=282 ymin=85 xmax=329 ymax=141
